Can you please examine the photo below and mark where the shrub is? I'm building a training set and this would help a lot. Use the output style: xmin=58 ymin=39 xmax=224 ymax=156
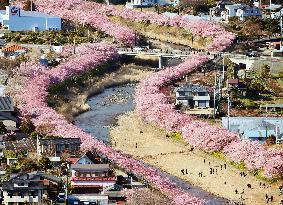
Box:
xmin=20 ymin=119 xmax=35 ymax=135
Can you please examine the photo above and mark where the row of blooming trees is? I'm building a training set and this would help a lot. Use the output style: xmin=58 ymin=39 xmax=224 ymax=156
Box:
xmin=134 ymin=54 xmax=283 ymax=178
xmin=13 ymin=43 xmax=204 ymax=205
xmin=12 ymin=1 xmax=282 ymax=204
xmin=33 ymin=0 xmax=235 ymax=51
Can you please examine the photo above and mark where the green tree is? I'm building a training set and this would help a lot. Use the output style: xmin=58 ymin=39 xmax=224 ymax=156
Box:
xmin=260 ymin=64 xmax=271 ymax=78
xmin=18 ymin=160 xmax=38 ymax=172
xmin=3 ymin=149 xmax=16 ymax=158
xmin=20 ymin=119 xmax=35 ymax=135
xmin=37 ymin=156 xmax=52 ymax=171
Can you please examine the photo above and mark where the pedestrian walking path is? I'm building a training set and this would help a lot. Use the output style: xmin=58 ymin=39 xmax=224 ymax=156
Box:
xmin=111 ymin=112 xmax=282 ymax=205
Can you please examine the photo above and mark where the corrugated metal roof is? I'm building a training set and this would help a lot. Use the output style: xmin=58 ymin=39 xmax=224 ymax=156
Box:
xmin=0 ymin=96 xmax=13 ymax=111
xmin=1 ymin=44 xmax=25 ymax=53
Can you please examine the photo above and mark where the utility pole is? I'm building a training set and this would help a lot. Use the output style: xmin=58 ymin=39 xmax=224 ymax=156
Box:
xmin=227 ymin=94 xmax=230 ymax=130
xmin=222 ymin=53 xmax=225 ymax=81
xmin=213 ymin=71 xmax=217 ymax=119
xmin=270 ymin=0 xmax=272 ymax=18
xmin=280 ymin=10 xmax=282 ymax=50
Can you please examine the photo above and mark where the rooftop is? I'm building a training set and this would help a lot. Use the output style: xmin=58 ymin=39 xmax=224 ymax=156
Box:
xmin=1 ymin=44 xmax=26 ymax=53
xmin=175 ymin=83 xmax=208 ymax=93
xmin=39 ymin=137 xmax=81 ymax=145
xmin=0 ymin=96 xmax=14 ymax=111
xmin=0 ymin=8 xmax=60 ymax=19
xmin=71 ymin=164 xmax=110 ymax=172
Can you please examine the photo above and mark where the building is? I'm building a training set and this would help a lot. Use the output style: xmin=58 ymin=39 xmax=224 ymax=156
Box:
xmin=0 ymin=6 xmax=61 ymax=31
xmin=0 ymin=44 xmax=27 ymax=58
xmin=175 ymin=83 xmax=211 ymax=108
xmin=37 ymin=137 xmax=81 ymax=157
xmin=222 ymin=117 xmax=283 ymax=144
xmin=67 ymin=151 xmax=101 ymax=165
xmin=221 ymin=4 xmax=261 ymax=21
xmin=125 ymin=0 xmax=171 ymax=8
xmin=2 ymin=172 xmax=61 ymax=205
xmin=0 ymin=96 xmax=18 ymax=130
xmin=236 ymin=6 xmax=262 ymax=21
xmin=69 ymin=164 xmax=118 ymax=204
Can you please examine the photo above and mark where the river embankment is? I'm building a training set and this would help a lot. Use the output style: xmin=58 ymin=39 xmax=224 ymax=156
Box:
xmin=49 ymin=63 xmax=152 ymax=121
xmin=111 ymin=112 xmax=281 ymax=205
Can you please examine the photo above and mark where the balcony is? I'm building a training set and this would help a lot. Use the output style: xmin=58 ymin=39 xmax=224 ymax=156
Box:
xmin=193 ymin=96 xmax=210 ymax=101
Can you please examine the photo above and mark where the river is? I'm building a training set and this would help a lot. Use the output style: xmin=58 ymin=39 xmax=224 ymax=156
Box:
xmin=74 ymin=83 xmax=234 ymax=205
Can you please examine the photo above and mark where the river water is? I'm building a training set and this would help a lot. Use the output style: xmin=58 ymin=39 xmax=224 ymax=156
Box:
xmin=74 ymin=84 xmax=234 ymax=205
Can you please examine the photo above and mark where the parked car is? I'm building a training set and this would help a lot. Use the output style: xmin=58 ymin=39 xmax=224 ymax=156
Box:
xmin=57 ymin=193 xmax=65 ymax=202
xmin=246 ymin=50 xmax=259 ymax=57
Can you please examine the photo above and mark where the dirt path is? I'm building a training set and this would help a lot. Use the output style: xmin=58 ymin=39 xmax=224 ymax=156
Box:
xmin=111 ymin=112 xmax=282 ymax=205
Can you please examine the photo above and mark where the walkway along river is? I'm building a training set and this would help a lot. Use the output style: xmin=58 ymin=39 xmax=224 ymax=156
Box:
xmin=74 ymin=83 xmax=234 ymax=205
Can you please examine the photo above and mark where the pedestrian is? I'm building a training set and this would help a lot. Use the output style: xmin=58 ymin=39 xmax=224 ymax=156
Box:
xmin=209 ymin=161 xmax=211 ymax=166
xmin=224 ymin=163 xmax=227 ymax=169
xmin=215 ymin=169 xmax=218 ymax=175
xmin=185 ymin=169 xmax=188 ymax=174
xmin=210 ymin=168 xmax=212 ymax=175
xmin=204 ymin=159 xmax=206 ymax=164
xmin=181 ymin=169 xmax=185 ymax=175
xmin=220 ymin=165 xmax=223 ymax=170
xmin=266 ymin=194 xmax=268 ymax=199
xmin=270 ymin=196 xmax=273 ymax=202
xmin=135 ymin=143 xmax=138 ymax=148
xmin=200 ymin=172 xmax=203 ymax=177
xmin=224 ymin=181 xmax=226 ymax=184
xmin=212 ymin=168 xmax=215 ymax=174
xmin=235 ymin=189 xmax=238 ymax=194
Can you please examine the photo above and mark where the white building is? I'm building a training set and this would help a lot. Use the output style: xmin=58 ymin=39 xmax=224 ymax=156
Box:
xmin=126 ymin=0 xmax=171 ymax=8
xmin=0 ymin=6 xmax=61 ymax=31
xmin=236 ymin=6 xmax=262 ymax=21
xmin=221 ymin=4 xmax=261 ymax=21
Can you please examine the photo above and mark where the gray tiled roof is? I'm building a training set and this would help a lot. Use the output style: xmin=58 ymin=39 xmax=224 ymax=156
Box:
xmin=71 ymin=164 xmax=110 ymax=172
xmin=0 ymin=97 xmax=14 ymax=111
xmin=39 ymin=137 xmax=81 ymax=145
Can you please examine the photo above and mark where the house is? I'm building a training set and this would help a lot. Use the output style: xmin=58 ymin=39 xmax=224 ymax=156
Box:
xmin=0 ymin=96 xmax=18 ymax=129
xmin=175 ymin=83 xmax=211 ymax=108
xmin=67 ymin=151 xmax=101 ymax=165
xmin=2 ymin=172 xmax=61 ymax=205
xmin=221 ymin=4 xmax=261 ymax=21
xmin=0 ymin=6 xmax=61 ymax=31
xmin=69 ymin=164 xmax=117 ymax=204
xmin=222 ymin=117 xmax=283 ymax=144
xmin=125 ymin=0 xmax=170 ymax=8
xmin=37 ymin=137 xmax=81 ymax=157
xmin=226 ymin=79 xmax=246 ymax=95
xmin=236 ymin=6 xmax=262 ymax=21
xmin=0 ymin=44 xmax=27 ymax=58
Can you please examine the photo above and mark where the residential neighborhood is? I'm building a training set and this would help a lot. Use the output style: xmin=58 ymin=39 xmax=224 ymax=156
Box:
xmin=0 ymin=0 xmax=280 ymax=204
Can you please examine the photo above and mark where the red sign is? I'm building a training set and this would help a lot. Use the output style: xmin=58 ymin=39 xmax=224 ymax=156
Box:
xmin=71 ymin=177 xmax=117 ymax=181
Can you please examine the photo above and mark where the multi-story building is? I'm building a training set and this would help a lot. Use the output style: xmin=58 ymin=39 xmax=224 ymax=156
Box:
xmin=0 ymin=6 xmax=61 ymax=31
xmin=69 ymin=164 xmax=118 ymax=205
xmin=2 ymin=172 xmax=61 ymax=205
xmin=175 ymin=83 xmax=211 ymax=108
xmin=37 ymin=137 xmax=81 ymax=157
